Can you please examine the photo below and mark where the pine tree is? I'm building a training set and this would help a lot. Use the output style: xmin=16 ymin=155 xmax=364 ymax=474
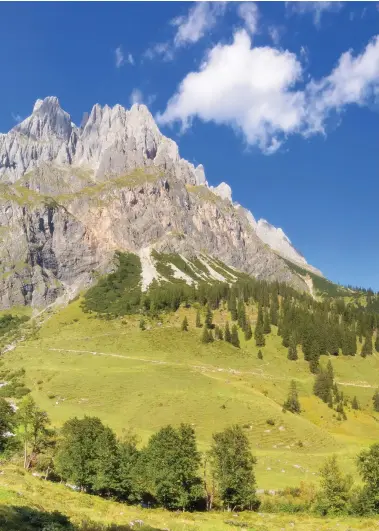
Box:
xmin=205 ymin=305 xmax=213 ymax=330
xmin=283 ymin=380 xmax=301 ymax=414
xmin=244 ymin=320 xmax=253 ymax=341
xmin=309 ymin=355 xmax=320 ymax=374
xmin=228 ymin=294 xmax=238 ymax=321
xmin=257 ymin=350 xmax=263 ymax=360
xmin=181 ymin=316 xmax=188 ymax=331
xmin=225 ymin=322 xmax=232 ymax=343
xmin=263 ymin=310 xmax=271 ymax=334
xmin=231 ymin=325 xmax=240 ymax=348
xmin=375 ymin=332 xmax=379 ymax=353
xmin=196 ymin=310 xmax=202 ymax=328
xmin=361 ymin=332 xmax=373 ymax=357
xmin=352 ymin=396 xmax=359 ymax=410
xmin=254 ymin=321 xmax=265 ymax=347
xmin=237 ymin=300 xmax=247 ymax=330
xmin=287 ymin=336 xmax=298 ymax=361
xmin=373 ymin=390 xmax=379 ymax=412
xmin=201 ymin=325 xmax=210 ymax=344
xmin=269 ymin=294 xmax=279 ymax=326
xmin=316 ymin=455 xmax=353 ymax=515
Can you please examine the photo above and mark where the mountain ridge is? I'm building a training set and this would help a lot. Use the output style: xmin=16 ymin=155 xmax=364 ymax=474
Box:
xmin=0 ymin=96 xmax=323 ymax=309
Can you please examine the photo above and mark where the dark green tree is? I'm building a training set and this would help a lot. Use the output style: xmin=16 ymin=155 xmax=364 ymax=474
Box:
xmin=201 ymin=325 xmax=210 ymax=344
xmin=257 ymin=350 xmax=263 ymax=360
xmin=231 ymin=325 xmax=240 ymax=348
xmin=315 ymin=455 xmax=353 ymax=515
xmin=196 ymin=310 xmax=202 ymax=328
xmin=352 ymin=396 xmax=359 ymax=410
xmin=138 ymin=424 xmax=203 ymax=510
xmin=373 ymin=390 xmax=379 ymax=412
xmin=55 ymin=416 xmax=118 ymax=493
xmin=210 ymin=425 xmax=259 ymax=511
xmin=254 ymin=321 xmax=265 ymax=347
xmin=283 ymin=380 xmax=301 ymax=414
xmin=205 ymin=306 xmax=213 ymax=330
xmin=269 ymin=294 xmax=279 ymax=326
xmin=244 ymin=320 xmax=253 ymax=341
xmin=228 ymin=294 xmax=238 ymax=321
xmin=237 ymin=300 xmax=247 ymax=330
xmin=0 ymin=398 xmax=15 ymax=453
xmin=287 ymin=336 xmax=298 ymax=361
xmin=225 ymin=322 xmax=232 ymax=343
xmin=263 ymin=310 xmax=271 ymax=335
xmin=357 ymin=443 xmax=379 ymax=512
xmin=361 ymin=332 xmax=373 ymax=357
xmin=314 ymin=369 xmax=333 ymax=404
xmin=181 ymin=316 xmax=189 ymax=331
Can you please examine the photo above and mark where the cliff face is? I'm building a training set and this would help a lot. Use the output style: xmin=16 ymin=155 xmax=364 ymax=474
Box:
xmin=0 ymin=97 xmax=317 ymax=308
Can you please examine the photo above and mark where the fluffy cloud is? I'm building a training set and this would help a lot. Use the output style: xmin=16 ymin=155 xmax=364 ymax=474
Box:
xmin=144 ymin=2 xmax=226 ymax=61
xmin=287 ymin=1 xmax=344 ymax=27
xmin=157 ymin=31 xmax=379 ymax=153
xmin=157 ymin=30 xmax=305 ymax=153
xmin=305 ymin=35 xmax=379 ymax=133
xmin=237 ymin=3 xmax=259 ymax=35
xmin=173 ymin=2 xmax=226 ymax=46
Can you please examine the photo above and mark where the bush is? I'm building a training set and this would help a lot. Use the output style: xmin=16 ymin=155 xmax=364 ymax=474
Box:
xmin=266 ymin=418 xmax=275 ymax=426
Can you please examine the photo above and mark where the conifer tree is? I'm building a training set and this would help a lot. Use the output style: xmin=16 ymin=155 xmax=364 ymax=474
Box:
xmin=257 ymin=350 xmax=263 ymax=360
xmin=228 ymin=294 xmax=238 ymax=321
xmin=231 ymin=325 xmax=240 ymax=348
xmin=269 ymin=294 xmax=279 ymax=326
xmin=263 ymin=310 xmax=271 ymax=334
xmin=225 ymin=322 xmax=232 ymax=343
xmin=287 ymin=336 xmax=298 ymax=361
xmin=205 ymin=305 xmax=213 ymax=330
xmin=244 ymin=320 xmax=253 ymax=341
xmin=352 ymin=396 xmax=359 ymax=410
xmin=196 ymin=310 xmax=202 ymax=328
xmin=254 ymin=321 xmax=265 ymax=347
xmin=314 ymin=369 xmax=333 ymax=403
xmin=283 ymin=380 xmax=301 ymax=414
xmin=361 ymin=332 xmax=373 ymax=357
xmin=237 ymin=300 xmax=247 ymax=330
xmin=373 ymin=390 xmax=379 ymax=412
xmin=181 ymin=316 xmax=189 ymax=331
xmin=375 ymin=332 xmax=379 ymax=353
xmin=201 ymin=325 xmax=210 ymax=344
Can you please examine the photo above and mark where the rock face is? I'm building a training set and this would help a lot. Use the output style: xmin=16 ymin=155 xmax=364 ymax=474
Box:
xmin=0 ymin=97 xmax=320 ymax=308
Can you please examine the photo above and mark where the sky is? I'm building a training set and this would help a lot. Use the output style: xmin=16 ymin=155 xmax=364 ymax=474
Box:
xmin=0 ymin=1 xmax=378 ymax=289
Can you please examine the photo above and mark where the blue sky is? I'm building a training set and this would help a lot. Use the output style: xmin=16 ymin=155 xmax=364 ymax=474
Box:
xmin=0 ymin=2 xmax=378 ymax=289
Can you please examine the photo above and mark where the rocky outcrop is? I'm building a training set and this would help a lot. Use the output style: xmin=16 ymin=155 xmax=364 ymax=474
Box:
xmin=0 ymin=97 xmax=320 ymax=308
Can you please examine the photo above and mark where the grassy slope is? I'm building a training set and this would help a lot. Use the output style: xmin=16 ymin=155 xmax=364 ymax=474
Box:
xmin=0 ymin=465 xmax=377 ymax=531
xmin=2 ymin=300 xmax=379 ymax=491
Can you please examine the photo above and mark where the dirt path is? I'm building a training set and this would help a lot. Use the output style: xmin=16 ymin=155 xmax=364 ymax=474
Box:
xmin=21 ymin=345 xmax=285 ymax=381
xmin=336 ymin=381 xmax=376 ymax=389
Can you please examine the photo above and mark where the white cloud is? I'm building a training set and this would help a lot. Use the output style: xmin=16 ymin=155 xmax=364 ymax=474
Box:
xmin=157 ymin=31 xmax=379 ymax=154
xmin=129 ymin=89 xmax=157 ymax=108
xmin=127 ymin=53 xmax=134 ymax=65
xmin=115 ymin=46 xmax=124 ymax=68
xmin=144 ymin=2 xmax=226 ymax=61
xmin=305 ymin=35 xmax=379 ymax=133
xmin=11 ymin=112 xmax=22 ymax=123
xmin=129 ymin=89 xmax=144 ymax=105
xmin=238 ymin=3 xmax=259 ymax=35
xmin=144 ymin=42 xmax=174 ymax=62
xmin=268 ymin=25 xmax=282 ymax=45
xmin=173 ymin=2 xmax=226 ymax=47
xmin=157 ymin=30 xmax=305 ymax=153
xmin=287 ymin=1 xmax=344 ymax=27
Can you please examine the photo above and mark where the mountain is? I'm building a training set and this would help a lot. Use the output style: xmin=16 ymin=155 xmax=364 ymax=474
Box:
xmin=0 ymin=97 xmax=322 ymax=309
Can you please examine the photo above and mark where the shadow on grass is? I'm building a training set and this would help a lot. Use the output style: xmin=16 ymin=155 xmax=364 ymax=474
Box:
xmin=0 ymin=505 xmax=159 ymax=531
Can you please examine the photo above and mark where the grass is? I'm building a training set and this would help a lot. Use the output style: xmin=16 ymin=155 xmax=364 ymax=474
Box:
xmin=0 ymin=465 xmax=378 ymax=530
xmin=2 ymin=299 xmax=379 ymax=491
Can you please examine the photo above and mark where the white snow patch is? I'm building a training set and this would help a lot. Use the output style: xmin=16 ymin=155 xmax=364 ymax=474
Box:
xmin=170 ymin=264 xmax=196 ymax=286
xmin=198 ymin=256 xmax=227 ymax=282
xmin=139 ymin=247 xmax=161 ymax=291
